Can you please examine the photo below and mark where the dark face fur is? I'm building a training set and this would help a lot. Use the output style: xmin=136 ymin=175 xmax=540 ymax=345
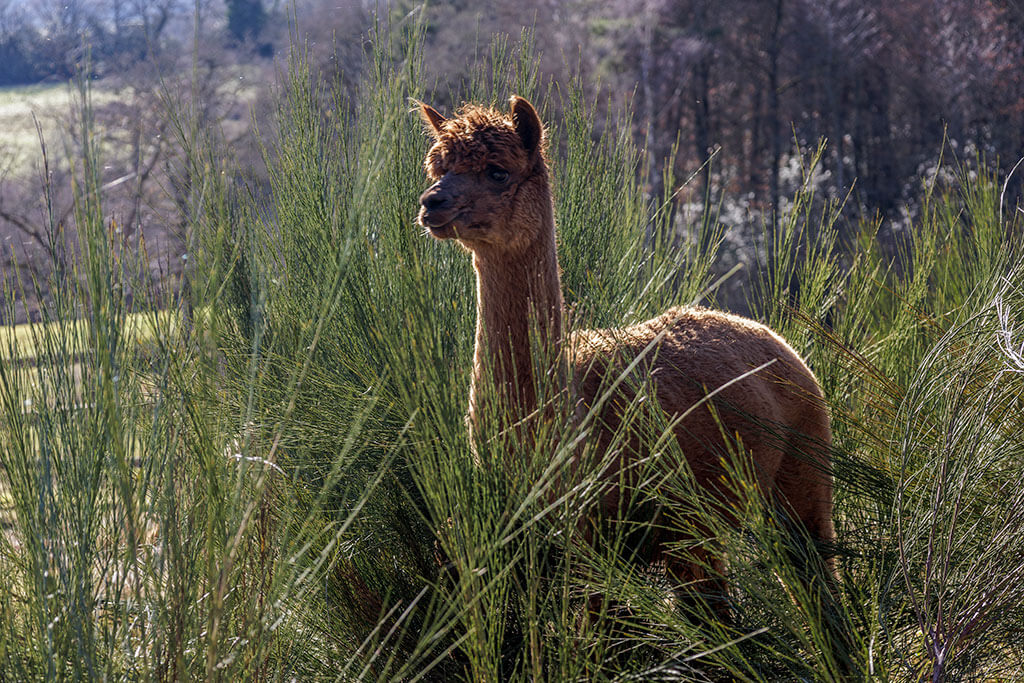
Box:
xmin=417 ymin=97 xmax=546 ymax=255
xmin=418 ymin=163 xmax=525 ymax=243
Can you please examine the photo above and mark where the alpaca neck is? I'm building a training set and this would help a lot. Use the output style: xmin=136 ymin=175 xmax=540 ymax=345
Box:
xmin=470 ymin=205 xmax=564 ymax=429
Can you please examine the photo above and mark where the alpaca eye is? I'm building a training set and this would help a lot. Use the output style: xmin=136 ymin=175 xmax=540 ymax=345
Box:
xmin=488 ymin=167 xmax=509 ymax=183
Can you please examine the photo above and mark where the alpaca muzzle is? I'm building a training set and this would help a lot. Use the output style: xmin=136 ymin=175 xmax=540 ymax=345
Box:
xmin=418 ymin=183 xmax=459 ymax=235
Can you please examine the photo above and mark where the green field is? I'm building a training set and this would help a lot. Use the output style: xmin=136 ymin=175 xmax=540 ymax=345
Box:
xmin=0 ymin=83 xmax=114 ymax=173
xmin=0 ymin=310 xmax=176 ymax=362
xmin=0 ymin=70 xmax=258 ymax=179
xmin=0 ymin=28 xmax=1021 ymax=681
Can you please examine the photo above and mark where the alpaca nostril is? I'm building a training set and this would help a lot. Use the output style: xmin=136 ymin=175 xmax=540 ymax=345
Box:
xmin=421 ymin=192 xmax=451 ymax=212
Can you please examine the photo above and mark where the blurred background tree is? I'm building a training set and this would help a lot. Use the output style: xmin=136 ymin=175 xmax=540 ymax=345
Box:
xmin=2 ymin=0 xmax=1023 ymax=320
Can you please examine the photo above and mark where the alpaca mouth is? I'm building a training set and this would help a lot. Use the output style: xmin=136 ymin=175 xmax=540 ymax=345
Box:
xmin=418 ymin=207 xmax=457 ymax=236
xmin=419 ymin=209 xmax=484 ymax=240
xmin=420 ymin=218 xmax=457 ymax=240
xmin=427 ymin=223 xmax=456 ymax=238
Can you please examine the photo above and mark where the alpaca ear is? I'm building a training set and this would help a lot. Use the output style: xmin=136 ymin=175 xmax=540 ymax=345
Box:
xmin=510 ymin=96 xmax=543 ymax=155
xmin=417 ymin=101 xmax=447 ymax=137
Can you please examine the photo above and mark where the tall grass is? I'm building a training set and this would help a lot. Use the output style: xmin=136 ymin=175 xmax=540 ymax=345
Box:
xmin=1 ymin=19 xmax=1022 ymax=681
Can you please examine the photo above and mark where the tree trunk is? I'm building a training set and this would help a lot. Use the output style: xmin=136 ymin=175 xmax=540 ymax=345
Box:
xmin=767 ymin=0 xmax=785 ymax=253
xmin=692 ymin=55 xmax=712 ymax=202
xmin=691 ymin=0 xmax=713 ymax=203
xmin=750 ymin=85 xmax=763 ymax=191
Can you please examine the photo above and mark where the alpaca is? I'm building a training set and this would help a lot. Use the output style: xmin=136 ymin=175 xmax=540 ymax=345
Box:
xmin=415 ymin=96 xmax=835 ymax=612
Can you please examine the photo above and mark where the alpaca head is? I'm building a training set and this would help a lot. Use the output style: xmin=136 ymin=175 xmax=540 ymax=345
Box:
xmin=416 ymin=96 xmax=550 ymax=256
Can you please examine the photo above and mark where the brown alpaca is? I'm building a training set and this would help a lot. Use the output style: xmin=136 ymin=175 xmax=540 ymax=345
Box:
xmin=415 ymin=96 xmax=835 ymax=612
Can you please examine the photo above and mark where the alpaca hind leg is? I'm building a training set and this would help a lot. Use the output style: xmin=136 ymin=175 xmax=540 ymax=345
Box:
xmin=773 ymin=467 xmax=838 ymax=606
xmin=774 ymin=427 xmax=835 ymax=581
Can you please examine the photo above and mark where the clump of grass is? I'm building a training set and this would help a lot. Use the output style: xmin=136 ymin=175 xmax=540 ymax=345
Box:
xmin=0 ymin=63 xmax=400 ymax=682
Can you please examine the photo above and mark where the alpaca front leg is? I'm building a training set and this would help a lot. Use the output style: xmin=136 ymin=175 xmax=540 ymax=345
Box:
xmin=663 ymin=546 xmax=731 ymax=624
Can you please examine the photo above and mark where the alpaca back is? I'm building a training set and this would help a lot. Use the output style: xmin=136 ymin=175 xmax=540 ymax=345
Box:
xmin=569 ymin=306 xmax=833 ymax=536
